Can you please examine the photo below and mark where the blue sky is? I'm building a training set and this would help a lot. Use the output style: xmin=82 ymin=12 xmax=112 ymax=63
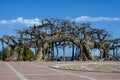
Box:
xmin=0 ymin=0 xmax=120 ymax=52
xmin=0 ymin=0 xmax=120 ymax=19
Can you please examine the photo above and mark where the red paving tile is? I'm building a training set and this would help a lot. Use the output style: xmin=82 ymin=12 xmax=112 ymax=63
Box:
xmin=26 ymin=74 xmax=85 ymax=80
xmin=67 ymin=70 xmax=120 ymax=80
xmin=0 ymin=61 xmax=120 ymax=80
xmin=0 ymin=62 xmax=20 ymax=80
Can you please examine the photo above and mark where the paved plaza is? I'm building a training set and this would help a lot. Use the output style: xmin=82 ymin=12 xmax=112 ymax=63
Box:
xmin=0 ymin=61 xmax=120 ymax=80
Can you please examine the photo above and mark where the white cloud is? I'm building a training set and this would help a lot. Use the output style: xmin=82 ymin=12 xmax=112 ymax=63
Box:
xmin=65 ymin=16 xmax=72 ymax=19
xmin=0 ymin=17 xmax=41 ymax=26
xmin=0 ymin=20 xmax=9 ymax=24
xmin=71 ymin=16 xmax=120 ymax=22
xmin=1 ymin=16 xmax=120 ymax=27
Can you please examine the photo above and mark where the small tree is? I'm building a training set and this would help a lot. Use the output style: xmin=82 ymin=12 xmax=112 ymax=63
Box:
xmin=1 ymin=47 xmax=13 ymax=61
xmin=0 ymin=51 xmax=2 ymax=60
xmin=23 ymin=48 xmax=35 ymax=61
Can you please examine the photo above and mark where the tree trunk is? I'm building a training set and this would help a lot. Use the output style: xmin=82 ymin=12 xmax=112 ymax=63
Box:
xmin=100 ymin=49 xmax=103 ymax=59
xmin=51 ymin=43 xmax=54 ymax=61
xmin=12 ymin=51 xmax=18 ymax=61
xmin=113 ymin=48 xmax=115 ymax=59
xmin=1 ymin=40 xmax=5 ymax=61
xmin=71 ymin=43 xmax=74 ymax=61
xmin=55 ymin=44 xmax=59 ymax=60
xmin=79 ymin=45 xmax=84 ymax=60
xmin=103 ymin=49 xmax=110 ymax=60
xmin=36 ymin=47 xmax=43 ymax=61
xmin=116 ymin=47 xmax=119 ymax=60
xmin=82 ymin=43 xmax=94 ymax=60
xmin=63 ymin=41 xmax=66 ymax=61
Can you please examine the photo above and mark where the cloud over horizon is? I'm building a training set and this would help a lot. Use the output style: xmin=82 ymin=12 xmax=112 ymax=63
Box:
xmin=0 ymin=17 xmax=41 ymax=27
xmin=0 ymin=16 xmax=120 ymax=27
xmin=71 ymin=16 xmax=120 ymax=22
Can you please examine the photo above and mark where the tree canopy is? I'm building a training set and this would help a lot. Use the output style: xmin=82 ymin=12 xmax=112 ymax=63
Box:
xmin=0 ymin=19 xmax=120 ymax=61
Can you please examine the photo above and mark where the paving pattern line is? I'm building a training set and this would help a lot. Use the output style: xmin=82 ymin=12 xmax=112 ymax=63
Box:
xmin=48 ymin=66 xmax=98 ymax=80
xmin=4 ymin=62 xmax=29 ymax=80
xmin=29 ymin=63 xmax=98 ymax=80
